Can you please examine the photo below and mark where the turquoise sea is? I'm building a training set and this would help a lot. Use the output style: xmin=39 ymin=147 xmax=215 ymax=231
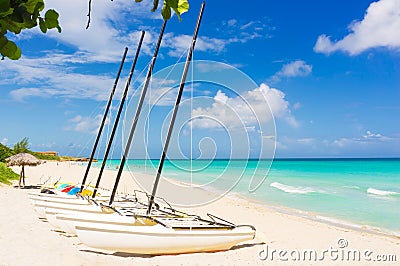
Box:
xmin=93 ymin=158 xmax=400 ymax=236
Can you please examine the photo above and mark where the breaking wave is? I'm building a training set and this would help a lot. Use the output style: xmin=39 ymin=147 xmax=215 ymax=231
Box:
xmin=270 ymin=182 xmax=322 ymax=194
xmin=367 ymin=188 xmax=399 ymax=196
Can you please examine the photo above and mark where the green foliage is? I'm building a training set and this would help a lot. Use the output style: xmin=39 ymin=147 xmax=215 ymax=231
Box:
xmin=13 ymin=137 xmax=29 ymax=153
xmin=2 ymin=137 xmax=61 ymax=161
xmin=32 ymin=152 xmax=60 ymax=161
xmin=159 ymin=0 xmax=189 ymax=21
xmin=0 ymin=143 xmax=14 ymax=162
xmin=131 ymin=0 xmax=189 ymax=21
xmin=0 ymin=162 xmax=19 ymax=185
xmin=0 ymin=0 xmax=61 ymax=60
xmin=12 ymin=137 xmax=60 ymax=160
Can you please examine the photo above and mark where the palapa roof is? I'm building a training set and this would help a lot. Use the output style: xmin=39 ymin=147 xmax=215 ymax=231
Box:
xmin=5 ymin=153 xmax=41 ymax=167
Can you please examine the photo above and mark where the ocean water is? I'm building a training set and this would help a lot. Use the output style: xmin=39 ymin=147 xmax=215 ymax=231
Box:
xmin=93 ymin=158 xmax=400 ymax=235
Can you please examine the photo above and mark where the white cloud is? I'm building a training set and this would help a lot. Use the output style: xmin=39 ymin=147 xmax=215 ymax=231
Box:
xmin=217 ymin=18 xmax=273 ymax=46
xmin=64 ymin=114 xmax=106 ymax=134
xmin=1 ymin=138 xmax=8 ymax=145
xmin=146 ymin=79 xmax=178 ymax=106
xmin=2 ymin=3 xmax=275 ymax=107
xmin=363 ymin=130 xmax=384 ymax=139
xmin=163 ymin=34 xmax=227 ymax=57
xmin=190 ymin=83 xmax=297 ymax=130
xmin=276 ymin=131 xmax=400 ymax=157
xmin=195 ymin=62 xmax=233 ymax=73
xmin=293 ymin=102 xmax=302 ymax=110
xmin=333 ymin=131 xmax=392 ymax=147
xmin=2 ymin=53 xmax=128 ymax=102
xmin=240 ymin=22 xmax=255 ymax=30
xmin=41 ymin=0 xmax=160 ymax=61
xmin=260 ymin=84 xmax=297 ymax=127
xmin=21 ymin=1 xmax=263 ymax=61
xmin=270 ymin=60 xmax=312 ymax=82
xmin=296 ymin=138 xmax=316 ymax=144
xmin=314 ymin=0 xmax=400 ymax=55
xmin=332 ymin=138 xmax=353 ymax=148
xmin=227 ymin=19 xmax=237 ymax=27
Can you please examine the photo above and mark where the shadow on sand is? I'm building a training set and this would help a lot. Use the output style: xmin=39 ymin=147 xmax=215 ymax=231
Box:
xmin=79 ymin=241 xmax=265 ymax=258
xmin=13 ymin=185 xmax=42 ymax=189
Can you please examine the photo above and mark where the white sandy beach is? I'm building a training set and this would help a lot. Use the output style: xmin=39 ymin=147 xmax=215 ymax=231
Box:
xmin=1 ymin=161 xmax=399 ymax=265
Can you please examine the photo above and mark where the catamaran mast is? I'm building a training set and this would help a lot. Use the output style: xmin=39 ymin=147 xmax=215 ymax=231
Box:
xmin=108 ymin=21 xmax=168 ymax=205
xmin=92 ymin=31 xmax=146 ymax=198
xmin=79 ymin=48 xmax=128 ymax=193
xmin=147 ymin=2 xmax=206 ymax=214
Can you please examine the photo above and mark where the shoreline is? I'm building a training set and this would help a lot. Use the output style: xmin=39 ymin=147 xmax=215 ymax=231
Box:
xmin=2 ymin=161 xmax=399 ymax=265
xmin=90 ymin=160 xmax=400 ymax=239
xmin=209 ymin=187 xmax=400 ymax=241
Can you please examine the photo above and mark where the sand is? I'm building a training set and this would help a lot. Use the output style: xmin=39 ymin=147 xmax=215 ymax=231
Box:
xmin=0 ymin=161 xmax=399 ymax=265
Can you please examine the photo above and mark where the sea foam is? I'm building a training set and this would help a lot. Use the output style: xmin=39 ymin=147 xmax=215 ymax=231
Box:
xmin=367 ymin=188 xmax=399 ymax=196
xmin=270 ymin=182 xmax=320 ymax=194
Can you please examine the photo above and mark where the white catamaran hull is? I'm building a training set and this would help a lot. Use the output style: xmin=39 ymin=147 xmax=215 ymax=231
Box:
xmin=38 ymin=199 xmax=145 ymax=229
xmin=32 ymin=193 xmax=135 ymax=219
xmin=56 ymin=212 xmax=138 ymax=235
xmin=33 ymin=199 xmax=100 ymax=220
xmin=75 ymin=219 xmax=255 ymax=254
xmin=44 ymin=204 xmax=104 ymax=229
xmin=29 ymin=194 xmax=86 ymax=206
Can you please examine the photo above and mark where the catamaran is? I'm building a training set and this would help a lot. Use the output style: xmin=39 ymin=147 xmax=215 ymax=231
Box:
xmin=29 ymin=2 xmax=256 ymax=255
xmin=69 ymin=2 xmax=256 ymax=254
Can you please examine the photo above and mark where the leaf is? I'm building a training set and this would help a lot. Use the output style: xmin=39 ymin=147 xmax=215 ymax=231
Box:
xmin=33 ymin=1 xmax=45 ymax=20
xmin=23 ymin=12 xmax=37 ymax=28
xmin=177 ymin=0 xmax=189 ymax=15
xmin=0 ymin=22 xmax=6 ymax=35
xmin=44 ymin=9 xmax=60 ymax=29
xmin=165 ymin=0 xmax=177 ymax=8
xmin=10 ymin=5 xmax=26 ymax=24
xmin=3 ymin=19 xmax=23 ymax=34
xmin=161 ymin=4 xmax=171 ymax=20
xmin=45 ymin=9 xmax=59 ymax=20
xmin=0 ymin=41 xmax=17 ymax=57
xmin=151 ymin=0 xmax=159 ymax=12
xmin=25 ymin=0 xmax=44 ymax=13
xmin=163 ymin=0 xmax=189 ymax=21
xmin=0 ymin=35 xmax=7 ymax=49
xmin=44 ymin=18 xmax=58 ymax=29
xmin=38 ymin=17 xmax=46 ymax=33
xmin=0 ymin=0 xmax=13 ymax=17
xmin=0 ymin=40 xmax=21 ymax=60
xmin=0 ymin=0 xmax=11 ymax=13
xmin=8 ymin=45 xmax=21 ymax=60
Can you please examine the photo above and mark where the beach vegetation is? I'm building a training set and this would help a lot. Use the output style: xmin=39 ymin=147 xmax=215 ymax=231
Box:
xmin=7 ymin=137 xmax=60 ymax=160
xmin=13 ymin=137 xmax=30 ymax=153
xmin=32 ymin=152 xmax=60 ymax=161
xmin=0 ymin=143 xmax=14 ymax=162
xmin=0 ymin=162 xmax=19 ymax=184
xmin=0 ymin=0 xmax=61 ymax=60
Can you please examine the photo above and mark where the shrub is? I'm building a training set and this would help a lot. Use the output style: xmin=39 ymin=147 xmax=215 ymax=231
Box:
xmin=0 ymin=143 xmax=14 ymax=163
xmin=0 ymin=162 xmax=19 ymax=185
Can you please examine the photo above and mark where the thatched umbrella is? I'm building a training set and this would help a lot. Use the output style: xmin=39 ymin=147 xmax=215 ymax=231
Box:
xmin=6 ymin=153 xmax=41 ymax=188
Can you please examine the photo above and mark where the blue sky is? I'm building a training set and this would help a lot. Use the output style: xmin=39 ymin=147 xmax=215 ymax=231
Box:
xmin=1 ymin=0 xmax=399 ymax=159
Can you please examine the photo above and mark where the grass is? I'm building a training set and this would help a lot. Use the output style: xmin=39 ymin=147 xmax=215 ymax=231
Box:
xmin=0 ymin=162 xmax=19 ymax=185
